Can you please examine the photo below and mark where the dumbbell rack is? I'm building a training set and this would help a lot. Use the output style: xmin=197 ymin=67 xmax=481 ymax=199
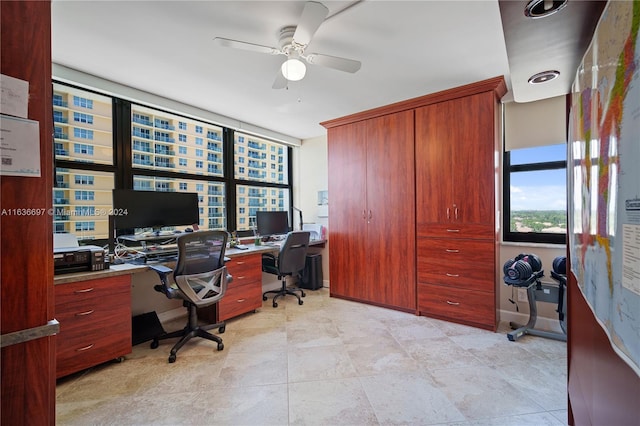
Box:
xmin=505 ymin=271 xmax=567 ymax=342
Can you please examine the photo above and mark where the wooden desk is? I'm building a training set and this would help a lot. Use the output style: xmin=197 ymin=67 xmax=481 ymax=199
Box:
xmin=53 ymin=240 xmax=325 ymax=377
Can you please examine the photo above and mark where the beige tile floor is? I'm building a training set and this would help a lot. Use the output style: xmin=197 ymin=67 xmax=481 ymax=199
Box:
xmin=56 ymin=288 xmax=568 ymax=425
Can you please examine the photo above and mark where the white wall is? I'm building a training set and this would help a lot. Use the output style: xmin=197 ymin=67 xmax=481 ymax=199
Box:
xmin=294 ymin=135 xmax=330 ymax=287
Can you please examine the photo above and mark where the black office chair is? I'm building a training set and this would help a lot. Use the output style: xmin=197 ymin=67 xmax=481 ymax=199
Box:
xmin=262 ymin=231 xmax=310 ymax=308
xmin=149 ymin=230 xmax=231 ymax=363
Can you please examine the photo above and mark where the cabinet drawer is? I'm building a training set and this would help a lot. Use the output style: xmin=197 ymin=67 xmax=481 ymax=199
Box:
xmin=417 ymin=223 xmax=494 ymax=240
xmin=218 ymin=283 xmax=262 ymax=321
xmin=56 ymin=316 xmax=131 ymax=378
xmin=55 ymin=275 xmax=130 ymax=306
xmin=417 ymin=238 xmax=495 ymax=291
xmin=56 ymin=293 xmax=131 ymax=334
xmin=418 ymin=283 xmax=496 ymax=329
xmin=226 ymin=254 xmax=262 ymax=287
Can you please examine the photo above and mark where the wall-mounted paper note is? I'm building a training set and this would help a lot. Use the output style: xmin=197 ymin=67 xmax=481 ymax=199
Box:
xmin=0 ymin=74 xmax=29 ymax=119
xmin=0 ymin=114 xmax=41 ymax=177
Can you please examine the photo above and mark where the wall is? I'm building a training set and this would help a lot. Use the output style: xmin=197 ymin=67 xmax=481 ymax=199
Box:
xmin=295 ymin=135 xmax=330 ymax=287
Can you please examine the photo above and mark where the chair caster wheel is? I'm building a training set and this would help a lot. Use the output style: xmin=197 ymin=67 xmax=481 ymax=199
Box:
xmin=217 ymin=342 xmax=224 ymax=351
xmin=219 ymin=325 xmax=226 ymax=333
xmin=263 ymin=296 xmax=268 ymax=301
xmin=301 ymin=292 xmax=306 ymax=297
xmin=168 ymin=354 xmax=176 ymax=363
xmin=273 ymin=302 xmax=278 ymax=308
xmin=299 ymin=300 xmax=304 ymax=305
xmin=150 ymin=340 xmax=159 ymax=349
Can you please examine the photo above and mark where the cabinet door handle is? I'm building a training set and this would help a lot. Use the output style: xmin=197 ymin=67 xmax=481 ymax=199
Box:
xmin=446 ymin=208 xmax=450 ymax=220
xmin=75 ymin=310 xmax=94 ymax=317
xmin=446 ymin=301 xmax=460 ymax=306
xmin=445 ymin=249 xmax=459 ymax=253
xmin=446 ymin=229 xmax=460 ymax=233
xmin=454 ymin=207 xmax=459 ymax=220
xmin=368 ymin=210 xmax=372 ymax=220
xmin=76 ymin=344 xmax=94 ymax=352
xmin=446 ymin=273 xmax=460 ymax=277
xmin=362 ymin=210 xmax=366 ymax=219
xmin=236 ymin=299 xmax=246 ymax=303
xmin=74 ymin=288 xmax=94 ymax=293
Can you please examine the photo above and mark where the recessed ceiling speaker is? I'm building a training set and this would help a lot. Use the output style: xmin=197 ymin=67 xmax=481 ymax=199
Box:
xmin=524 ymin=0 xmax=568 ymax=18
xmin=528 ymin=70 xmax=560 ymax=84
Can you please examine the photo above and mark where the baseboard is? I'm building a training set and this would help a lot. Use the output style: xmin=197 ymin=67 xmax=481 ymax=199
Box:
xmin=499 ymin=309 xmax=565 ymax=334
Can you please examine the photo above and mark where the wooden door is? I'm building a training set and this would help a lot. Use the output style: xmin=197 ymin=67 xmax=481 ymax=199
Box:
xmin=1 ymin=1 xmax=56 ymax=424
xmin=365 ymin=111 xmax=416 ymax=309
xmin=415 ymin=102 xmax=454 ymax=226
xmin=327 ymin=122 xmax=368 ymax=300
xmin=449 ymin=92 xmax=496 ymax=230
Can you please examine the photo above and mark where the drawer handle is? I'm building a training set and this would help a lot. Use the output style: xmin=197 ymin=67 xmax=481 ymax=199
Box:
xmin=74 ymin=288 xmax=94 ymax=293
xmin=236 ymin=299 xmax=246 ymax=303
xmin=445 ymin=249 xmax=460 ymax=253
xmin=75 ymin=310 xmax=94 ymax=317
xmin=446 ymin=229 xmax=460 ymax=233
xmin=235 ymin=261 xmax=245 ymax=265
xmin=76 ymin=344 xmax=94 ymax=352
xmin=446 ymin=301 xmax=460 ymax=306
xmin=446 ymin=273 xmax=460 ymax=277
xmin=237 ymin=276 xmax=246 ymax=280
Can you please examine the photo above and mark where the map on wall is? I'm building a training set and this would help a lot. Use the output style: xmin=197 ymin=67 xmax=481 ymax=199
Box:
xmin=569 ymin=0 xmax=640 ymax=375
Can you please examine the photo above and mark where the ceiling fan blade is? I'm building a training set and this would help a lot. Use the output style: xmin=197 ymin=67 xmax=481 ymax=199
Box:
xmin=305 ymin=53 xmax=362 ymax=73
xmin=293 ymin=1 xmax=329 ymax=46
xmin=272 ymin=70 xmax=288 ymax=90
xmin=213 ymin=37 xmax=280 ymax=55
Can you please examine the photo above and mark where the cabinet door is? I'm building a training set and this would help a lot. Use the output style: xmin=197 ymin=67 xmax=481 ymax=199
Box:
xmin=415 ymin=102 xmax=454 ymax=225
xmin=449 ymin=92 xmax=496 ymax=228
xmin=328 ymin=121 xmax=368 ymax=300
xmin=366 ymin=110 xmax=416 ymax=309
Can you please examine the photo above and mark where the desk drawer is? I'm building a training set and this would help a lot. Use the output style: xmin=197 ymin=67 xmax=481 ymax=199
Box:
xmin=218 ymin=282 xmax=262 ymax=321
xmin=55 ymin=275 xmax=130 ymax=305
xmin=56 ymin=316 xmax=131 ymax=378
xmin=418 ymin=283 xmax=496 ymax=329
xmin=56 ymin=293 xmax=131 ymax=334
xmin=226 ymin=254 xmax=262 ymax=287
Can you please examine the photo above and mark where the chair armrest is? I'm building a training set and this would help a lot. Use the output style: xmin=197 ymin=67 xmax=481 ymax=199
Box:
xmin=148 ymin=264 xmax=173 ymax=277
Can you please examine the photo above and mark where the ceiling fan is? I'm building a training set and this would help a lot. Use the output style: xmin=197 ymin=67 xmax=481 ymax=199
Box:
xmin=213 ymin=1 xmax=361 ymax=89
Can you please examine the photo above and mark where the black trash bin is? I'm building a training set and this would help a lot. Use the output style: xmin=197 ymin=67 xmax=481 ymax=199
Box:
xmin=301 ymin=253 xmax=323 ymax=290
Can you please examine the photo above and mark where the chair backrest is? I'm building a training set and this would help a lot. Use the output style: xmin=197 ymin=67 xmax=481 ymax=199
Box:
xmin=173 ymin=230 xmax=229 ymax=307
xmin=277 ymin=231 xmax=310 ymax=275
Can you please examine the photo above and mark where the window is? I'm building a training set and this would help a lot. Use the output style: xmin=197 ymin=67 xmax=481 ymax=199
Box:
xmin=503 ymin=143 xmax=567 ymax=244
xmin=54 ymin=81 xmax=291 ymax=241
xmin=73 ymin=112 xmax=93 ymax=124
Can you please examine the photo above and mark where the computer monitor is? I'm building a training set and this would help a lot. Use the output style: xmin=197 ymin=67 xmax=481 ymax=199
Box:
xmin=112 ymin=189 xmax=199 ymax=233
xmin=256 ymin=210 xmax=289 ymax=238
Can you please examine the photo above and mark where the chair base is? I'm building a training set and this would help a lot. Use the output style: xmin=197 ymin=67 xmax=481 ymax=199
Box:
xmin=262 ymin=278 xmax=306 ymax=308
xmin=151 ymin=302 xmax=225 ymax=363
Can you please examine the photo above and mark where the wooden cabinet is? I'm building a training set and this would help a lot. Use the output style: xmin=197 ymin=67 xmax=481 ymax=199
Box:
xmin=217 ymin=253 xmax=263 ymax=321
xmin=415 ymin=90 xmax=502 ymax=330
xmin=55 ymin=275 xmax=132 ymax=378
xmin=326 ymin=110 xmax=416 ymax=311
xmin=323 ymin=76 xmax=505 ymax=326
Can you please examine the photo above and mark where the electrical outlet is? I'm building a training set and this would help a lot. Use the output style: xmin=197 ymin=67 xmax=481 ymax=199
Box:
xmin=517 ymin=288 xmax=528 ymax=302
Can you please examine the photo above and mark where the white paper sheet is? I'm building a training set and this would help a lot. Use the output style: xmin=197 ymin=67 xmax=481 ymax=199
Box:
xmin=0 ymin=114 xmax=41 ymax=177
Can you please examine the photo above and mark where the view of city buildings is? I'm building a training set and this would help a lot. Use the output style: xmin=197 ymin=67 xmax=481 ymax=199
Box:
xmin=52 ymin=83 xmax=289 ymax=242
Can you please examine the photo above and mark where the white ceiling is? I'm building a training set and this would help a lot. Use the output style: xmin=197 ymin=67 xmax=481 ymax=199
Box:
xmin=51 ymin=0 xmax=604 ymax=141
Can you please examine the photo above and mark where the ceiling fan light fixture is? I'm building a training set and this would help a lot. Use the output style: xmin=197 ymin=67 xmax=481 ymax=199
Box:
xmin=524 ymin=0 xmax=568 ymax=19
xmin=528 ymin=70 xmax=560 ymax=84
xmin=281 ymin=58 xmax=306 ymax=81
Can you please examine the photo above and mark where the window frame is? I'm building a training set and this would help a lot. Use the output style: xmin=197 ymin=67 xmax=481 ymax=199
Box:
xmin=503 ymin=148 xmax=567 ymax=245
